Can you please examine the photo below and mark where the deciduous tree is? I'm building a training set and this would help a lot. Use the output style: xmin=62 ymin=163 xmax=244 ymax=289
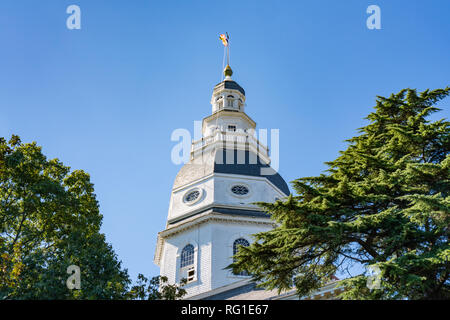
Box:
xmin=127 ymin=274 xmax=187 ymax=300
xmin=0 ymin=136 xmax=130 ymax=299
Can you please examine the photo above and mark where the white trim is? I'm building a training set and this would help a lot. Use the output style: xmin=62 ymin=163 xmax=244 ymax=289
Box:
xmin=203 ymin=110 xmax=255 ymax=129
xmin=172 ymin=172 xmax=288 ymax=198
xmin=153 ymin=234 xmax=164 ymax=266
xmin=172 ymin=174 xmax=214 ymax=193
xmin=191 ymin=140 xmax=271 ymax=165
xmin=167 ymin=202 xmax=269 ymax=225
xmin=158 ymin=201 xmax=279 ymax=266
xmin=215 ymin=173 xmax=288 ymax=197
xmin=186 ymin=279 xmax=343 ymax=300
xmin=187 ymin=279 xmax=252 ymax=300
xmin=160 ymin=211 xmax=276 ymax=239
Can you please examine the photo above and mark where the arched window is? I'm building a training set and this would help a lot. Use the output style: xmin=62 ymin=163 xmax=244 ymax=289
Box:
xmin=227 ymin=95 xmax=234 ymax=108
xmin=180 ymin=244 xmax=194 ymax=268
xmin=215 ymin=96 xmax=224 ymax=110
xmin=238 ymin=98 xmax=243 ymax=110
xmin=233 ymin=238 xmax=250 ymax=276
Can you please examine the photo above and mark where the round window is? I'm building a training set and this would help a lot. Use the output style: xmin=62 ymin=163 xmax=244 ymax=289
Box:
xmin=231 ymin=185 xmax=249 ymax=196
xmin=185 ymin=190 xmax=200 ymax=203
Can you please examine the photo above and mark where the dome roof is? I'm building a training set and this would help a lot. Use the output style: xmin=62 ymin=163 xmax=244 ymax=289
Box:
xmin=213 ymin=80 xmax=245 ymax=96
xmin=173 ymin=149 xmax=290 ymax=195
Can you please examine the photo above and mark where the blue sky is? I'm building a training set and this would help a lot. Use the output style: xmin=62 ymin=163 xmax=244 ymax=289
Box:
xmin=0 ymin=0 xmax=449 ymax=281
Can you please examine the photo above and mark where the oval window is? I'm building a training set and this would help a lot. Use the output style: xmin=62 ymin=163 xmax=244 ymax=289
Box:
xmin=231 ymin=185 xmax=249 ymax=196
xmin=185 ymin=190 xmax=200 ymax=203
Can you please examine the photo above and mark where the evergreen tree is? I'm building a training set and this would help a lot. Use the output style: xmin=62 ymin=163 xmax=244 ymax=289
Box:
xmin=230 ymin=87 xmax=450 ymax=300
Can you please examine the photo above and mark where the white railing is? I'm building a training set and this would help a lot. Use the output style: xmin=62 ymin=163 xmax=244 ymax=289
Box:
xmin=191 ymin=130 xmax=269 ymax=157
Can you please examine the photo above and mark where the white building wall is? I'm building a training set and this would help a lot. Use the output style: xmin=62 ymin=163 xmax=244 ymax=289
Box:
xmin=203 ymin=116 xmax=253 ymax=136
xmin=209 ymin=221 xmax=273 ymax=289
xmin=213 ymin=174 xmax=284 ymax=208
xmin=167 ymin=174 xmax=285 ymax=223
xmin=210 ymin=89 xmax=245 ymax=114
xmin=160 ymin=223 xmax=213 ymax=298
xmin=160 ymin=219 xmax=274 ymax=298
xmin=168 ymin=177 xmax=214 ymax=222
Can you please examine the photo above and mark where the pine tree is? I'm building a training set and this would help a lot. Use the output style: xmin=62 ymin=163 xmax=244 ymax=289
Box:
xmin=230 ymin=87 xmax=450 ymax=300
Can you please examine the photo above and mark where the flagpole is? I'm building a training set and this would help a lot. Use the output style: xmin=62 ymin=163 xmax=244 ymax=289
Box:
xmin=222 ymin=45 xmax=226 ymax=81
xmin=220 ymin=33 xmax=230 ymax=81
xmin=227 ymin=33 xmax=230 ymax=66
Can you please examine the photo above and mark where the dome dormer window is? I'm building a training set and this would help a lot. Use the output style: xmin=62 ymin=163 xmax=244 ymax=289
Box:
xmin=215 ymin=96 xmax=224 ymax=111
xmin=227 ymin=95 xmax=234 ymax=108
xmin=238 ymin=98 xmax=243 ymax=110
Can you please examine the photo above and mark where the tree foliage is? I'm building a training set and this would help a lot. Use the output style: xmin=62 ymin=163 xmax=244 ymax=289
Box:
xmin=127 ymin=274 xmax=187 ymax=300
xmin=230 ymin=87 xmax=450 ymax=300
xmin=0 ymin=136 xmax=130 ymax=299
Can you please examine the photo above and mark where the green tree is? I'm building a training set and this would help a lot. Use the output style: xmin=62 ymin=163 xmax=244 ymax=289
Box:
xmin=127 ymin=274 xmax=187 ymax=300
xmin=230 ymin=87 xmax=450 ymax=300
xmin=0 ymin=135 xmax=131 ymax=299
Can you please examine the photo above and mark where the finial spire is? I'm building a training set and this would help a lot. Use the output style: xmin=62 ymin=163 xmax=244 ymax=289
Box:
xmin=224 ymin=64 xmax=233 ymax=79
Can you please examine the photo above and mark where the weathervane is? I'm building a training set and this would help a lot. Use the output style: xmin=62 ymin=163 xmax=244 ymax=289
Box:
xmin=219 ymin=32 xmax=230 ymax=80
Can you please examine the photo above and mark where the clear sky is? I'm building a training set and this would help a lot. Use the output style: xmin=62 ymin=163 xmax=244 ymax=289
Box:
xmin=0 ymin=0 xmax=449 ymax=281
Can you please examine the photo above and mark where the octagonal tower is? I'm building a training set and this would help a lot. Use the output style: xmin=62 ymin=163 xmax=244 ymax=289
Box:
xmin=154 ymin=65 xmax=289 ymax=299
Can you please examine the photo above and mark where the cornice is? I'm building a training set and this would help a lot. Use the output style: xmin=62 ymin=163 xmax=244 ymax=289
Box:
xmin=203 ymin=110 xmax=256 ymax=128
xmin=154 ymin=210 xmax=275 ymax=265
